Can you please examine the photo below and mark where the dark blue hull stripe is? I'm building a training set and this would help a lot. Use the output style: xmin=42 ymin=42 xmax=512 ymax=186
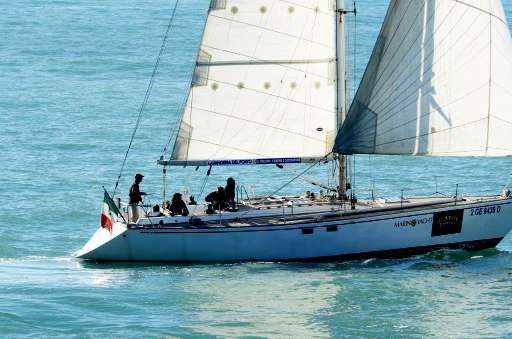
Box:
xmin=296 ymin=237 xmax=504 ymax=262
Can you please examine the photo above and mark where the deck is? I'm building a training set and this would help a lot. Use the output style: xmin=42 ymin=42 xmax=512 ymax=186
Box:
xmin=122 ymin=194 xmax=508 ymax=230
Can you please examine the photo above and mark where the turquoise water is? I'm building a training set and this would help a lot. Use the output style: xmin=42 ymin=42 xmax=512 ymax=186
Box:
xmin=2 ymin=0 xmax=512 ymax=337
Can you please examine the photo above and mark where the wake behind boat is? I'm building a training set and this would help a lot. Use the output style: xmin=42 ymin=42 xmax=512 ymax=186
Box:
xmin=77 ymin=0 xmax=512 ymax=262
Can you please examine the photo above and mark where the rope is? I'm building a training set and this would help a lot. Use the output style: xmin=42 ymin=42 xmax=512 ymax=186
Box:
xmin=113 ymin=0 xmax=180 ymax=195
xmin=276 ymin=161 xmax=337 ymax=192
xmin=352 ymin=154 xmax=356 ymax=198
xmin=161 ymin=57 xmax=198 ymax=158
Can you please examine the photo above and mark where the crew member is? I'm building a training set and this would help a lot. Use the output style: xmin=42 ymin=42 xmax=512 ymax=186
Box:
xmin=205 ymin=186 xmax=228 ymax=211
xmin=170 ymin=193 xmax=189 ymax=216
xmin=225 ymin=177 xmax=236 ymax=205
xmin=162 ymin=200 xmax=172 ymax=214
xmin=128 ymin=173 xmax=146 ymax=222
xmin=129 ymin=173 xmax=147 ymax=204
xmin=148 ymin=205 xmax=163 ymax=217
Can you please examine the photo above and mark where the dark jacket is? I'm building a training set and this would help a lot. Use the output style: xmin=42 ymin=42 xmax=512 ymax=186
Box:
xmin=170 ymin=199 xmax=188 ymax=216
xmin=225 ymin=184 xmax=235 ymax=203
xmin=205 ymin=189 xmax=228 ymax=210
xmin=129 ymin=182 xmax=143 ymax=204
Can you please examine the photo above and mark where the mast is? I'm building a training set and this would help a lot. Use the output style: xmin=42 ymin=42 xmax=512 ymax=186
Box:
xmin=335 ymin=0 xmax=347 ymax=199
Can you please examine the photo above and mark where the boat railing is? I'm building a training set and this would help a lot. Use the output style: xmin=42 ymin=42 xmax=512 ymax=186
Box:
xmin=236 ymin=185 xmax=251 ymax=203
xmin=118 ymin=201 xmax=153 ymax=224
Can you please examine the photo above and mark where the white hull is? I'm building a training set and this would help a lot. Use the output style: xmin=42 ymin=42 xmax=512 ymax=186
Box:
xmin=76 ymin=197 xmax=512 ymax=262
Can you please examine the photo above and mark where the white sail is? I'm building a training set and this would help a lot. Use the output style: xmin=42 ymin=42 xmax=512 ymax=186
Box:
xmin=334 ymin=0 xmax=512 ymax=156
xmin=168 ymin=0 xmax=337 ymax=166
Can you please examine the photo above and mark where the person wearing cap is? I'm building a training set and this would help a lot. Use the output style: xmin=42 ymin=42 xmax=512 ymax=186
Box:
xmin=128 ymin=173 xmax=147 ymax=223
xmin=129 ymin=173 xmax=147 ymax=204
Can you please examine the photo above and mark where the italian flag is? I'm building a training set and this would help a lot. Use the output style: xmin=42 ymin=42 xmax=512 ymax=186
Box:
xmin=101 ymin=190 xmax=121 ymax=234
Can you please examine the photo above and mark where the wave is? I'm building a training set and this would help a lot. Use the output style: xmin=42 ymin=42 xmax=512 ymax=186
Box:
xmin=0 ymin=255 xmax=73 ymax=264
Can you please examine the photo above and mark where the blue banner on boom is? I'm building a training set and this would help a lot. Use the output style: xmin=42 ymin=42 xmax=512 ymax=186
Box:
xmin=207 ymin=158 xmax=302 ymax=166
xmin=255 ymin=158 xmax=302 ymax=165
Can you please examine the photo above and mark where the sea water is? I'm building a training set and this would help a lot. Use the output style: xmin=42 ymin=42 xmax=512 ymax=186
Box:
xmin=2 ymin=0 xmax=512 ymax=337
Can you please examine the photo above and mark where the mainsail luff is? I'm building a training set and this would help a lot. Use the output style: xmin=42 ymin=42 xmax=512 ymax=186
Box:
xmin=334 ymin=0 xmax=512 ymax=157
xmin=167 ymin=0 xmax=338 ymax=166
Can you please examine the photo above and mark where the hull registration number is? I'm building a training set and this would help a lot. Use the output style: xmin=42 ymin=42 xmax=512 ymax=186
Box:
xmin=470 ymin=205 xmax=501 ymax=216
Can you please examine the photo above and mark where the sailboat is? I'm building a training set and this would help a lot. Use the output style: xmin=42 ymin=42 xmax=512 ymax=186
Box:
xmin=77 ymin=0 xmax=512 ymax=262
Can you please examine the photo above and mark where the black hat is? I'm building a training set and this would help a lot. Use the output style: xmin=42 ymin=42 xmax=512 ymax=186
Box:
xmin=135 ymin=173 xmax=144 ymax=179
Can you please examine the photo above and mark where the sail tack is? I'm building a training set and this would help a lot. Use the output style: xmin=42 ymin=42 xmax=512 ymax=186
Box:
xmin=169 ymin=0 xmax=337 ymax=165
xmin=334 ymin=0 xmax=512 ymax=156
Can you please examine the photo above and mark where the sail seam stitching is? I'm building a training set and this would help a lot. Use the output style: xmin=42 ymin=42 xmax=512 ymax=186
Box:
xmin=209 ymin=14 xmax=332 ymax=49
xmin=370 ymin=83 xmax=490 ymax=138
xmin=452 ymin=0 xmax=508 ymax=25
xmin=358 ymin=1 xmax=426 ymax=105
xmin=368 ymin=2 xmax=465 ymax=108
xmin=186 ymin=105 xmax=328 ymax=142
xmin=374 ymin=117 xmax=488 ymax=148
xmin=490 ymin=115 xmax=512 ymax=126
xmin=368 ymin=28 xmax=490 ymax=122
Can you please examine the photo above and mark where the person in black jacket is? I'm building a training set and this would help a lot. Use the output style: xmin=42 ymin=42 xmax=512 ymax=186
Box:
xmin=128 ymin=173 xmax=146 ymax=222
xmin=205 ymin=187 xmax=228 ymax=211
xmin=129 ymin=173 xmax=146 ymax=204
xmin=170 ymin=193 xmax=189 ymax=216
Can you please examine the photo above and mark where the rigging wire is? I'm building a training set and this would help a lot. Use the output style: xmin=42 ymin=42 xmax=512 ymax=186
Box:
xmin=161 ymin=6 xmax=211 ymax=159
xmin=233 ymin=153 xmax=334 ymax=220
xmin=353 ymin=154 xmax=356 ymax=198
xmin=112 ymin=0 xmax=180 ymax=196
xmin=353 ymin=0 xmax=357 ymax=99
xmin=268 ymin=153 xmax=333 ymax=198
xmin=161 ymin=72 xmax=193 ymax=158
xmin=368 ymin=155 xmax=375 ymax=200
xmin=189 ymin=169 xmax=211 ymax=217
xmin=276 ymin=161 xmax=337 ymax=192
xmin=349 ymin=2 xmax=357 ymax=200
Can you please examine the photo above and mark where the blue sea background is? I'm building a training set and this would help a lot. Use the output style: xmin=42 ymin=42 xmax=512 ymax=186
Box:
xmin=2 ymin=0 xmax=512 ymax=337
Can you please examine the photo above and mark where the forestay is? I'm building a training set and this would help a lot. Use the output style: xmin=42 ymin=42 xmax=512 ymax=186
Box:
xmin=334 ymin=0 xmax=512 ymax=156
xmin=167 ymin=0 xmax=337 ymax=166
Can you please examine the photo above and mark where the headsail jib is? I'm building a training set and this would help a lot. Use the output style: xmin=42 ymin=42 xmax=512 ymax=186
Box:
xmin=334 ymin=0 xmax=512 ymax=157
xmin=166 ymin=0 xmax=338 ymax=166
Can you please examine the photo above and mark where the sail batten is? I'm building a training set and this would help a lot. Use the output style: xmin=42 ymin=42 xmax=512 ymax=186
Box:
xmin=197 ymin=57 xmax=335 ymax=67
xmin=169 ymin=0 xmax=337 ymax=165
xmin=334 ymin=0 xmax=512 ymax=157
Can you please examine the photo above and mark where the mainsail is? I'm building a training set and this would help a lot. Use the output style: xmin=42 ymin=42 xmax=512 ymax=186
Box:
xmin=167 ymin=0 xmax=337 ymax=166
xmin=334 ymin=0 xmax=512 ymax=156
